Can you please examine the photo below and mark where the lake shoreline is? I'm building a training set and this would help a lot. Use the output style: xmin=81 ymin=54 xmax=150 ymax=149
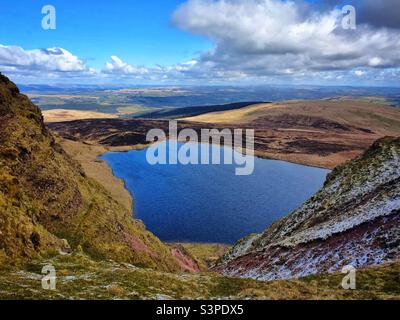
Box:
xmin=58 ymin=137 xmax=139 ymax=212
xmin=49 ymin=111 xmax=376 ymax=170
xmin=54 ymin=138 xmax=236 ymax=261
xmin=100 ymin=141 xmax=329 ymax=244
xmin=57 ymin=135 xmax=331 ymax=244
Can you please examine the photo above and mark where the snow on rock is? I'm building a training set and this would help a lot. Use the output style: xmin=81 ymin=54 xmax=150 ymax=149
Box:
xmin=215 ymin=137 xmax=400 ymax=281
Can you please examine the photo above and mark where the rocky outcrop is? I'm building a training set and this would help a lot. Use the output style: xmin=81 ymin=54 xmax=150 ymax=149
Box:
xmin=215 ymin=137 xmax=400 ymax=280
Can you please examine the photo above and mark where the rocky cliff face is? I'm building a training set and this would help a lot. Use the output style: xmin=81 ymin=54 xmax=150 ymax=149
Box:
xmin=215 ymin=137 xmax=400 ymax=280
xmin=0 ymin=73 xmax=196 ymax=272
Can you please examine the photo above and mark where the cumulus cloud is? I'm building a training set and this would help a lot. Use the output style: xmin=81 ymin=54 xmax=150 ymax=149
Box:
xmin=1 ymin=0 xmax=399 ymax=85
xmin=102 ymin=56 xmax=200 ymax=81
xmin=0 ymin=45 xmax=91 ymax=72
xmin=103 ymin=56 xmax=149 ymax=75
xmin=172 ymin=0 xmax=400 ymax=81
xmin=0 ymin=44 xmax=97 ymax=82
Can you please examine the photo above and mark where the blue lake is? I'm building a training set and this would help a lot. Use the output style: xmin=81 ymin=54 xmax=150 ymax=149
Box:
xmin=100 ymin=142 xmax=329 ymax=244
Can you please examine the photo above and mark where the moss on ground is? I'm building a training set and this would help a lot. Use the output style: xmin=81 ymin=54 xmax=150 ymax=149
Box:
xmin=0 ymin=254 xmax=399 ymax=300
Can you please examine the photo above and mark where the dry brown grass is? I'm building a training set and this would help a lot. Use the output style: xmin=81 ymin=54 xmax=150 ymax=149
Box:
xmin=43 ymin=109 xmax=118 ymax=123
xmin=184 ymin=100 xmax=400 ymax=135
xmin=1 ymin=253 xmax=399 ymax=300
xmin=184 ymin=103 xmax=272 ymax=123
xmin=183 ymin=99 xmax=400 ymax=169
xmin=48 ymin=99 xmax=400 ymax=169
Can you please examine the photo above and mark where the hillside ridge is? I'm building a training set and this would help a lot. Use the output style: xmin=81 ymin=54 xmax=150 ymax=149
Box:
xmin=214 ymin=137 xmax=400 ymax=280
xmin=0 ymin=73 xmax=196 ymax=272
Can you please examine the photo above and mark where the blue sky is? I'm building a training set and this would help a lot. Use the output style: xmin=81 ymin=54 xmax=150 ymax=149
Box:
xmin=0 ymin=0 xmax=399 ymax=86
xmin=0 ymin=0 xmax=210 ymax=68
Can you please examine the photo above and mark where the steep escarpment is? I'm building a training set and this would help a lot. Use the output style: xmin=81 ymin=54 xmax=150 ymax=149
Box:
xmin=215 ymin=137 xmax=400 ymax=280
xmin=0 ymin=73 xmax=195 ymax=272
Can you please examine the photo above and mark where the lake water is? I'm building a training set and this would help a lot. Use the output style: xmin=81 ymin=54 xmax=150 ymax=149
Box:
xmin=100 ymin=142 xmax=329 ymax=244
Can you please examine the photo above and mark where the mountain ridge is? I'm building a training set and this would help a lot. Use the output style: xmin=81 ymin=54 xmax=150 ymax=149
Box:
xmin=214 ymin=137 xmax=400 ymax=280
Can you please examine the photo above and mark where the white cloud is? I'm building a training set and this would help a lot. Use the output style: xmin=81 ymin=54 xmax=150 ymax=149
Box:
xmin=369 ymin=57 xmax=383 ymax=67
xmin=103 ymin=56 xmax=149 ymax=75
xmin=0 ymin=45 xmax=89 ymax=72
xmin=355 ymin=70 xmax=366 ymax=77
xmin=0 ymin=44 xmax=98 ymax=83
xmin=172 ymin=0 xmax=400 ymax=80
xmin=1 ymin=0 xmax=400 ymax=85
xmin=102 ymin=56 xmax=200 ymax=81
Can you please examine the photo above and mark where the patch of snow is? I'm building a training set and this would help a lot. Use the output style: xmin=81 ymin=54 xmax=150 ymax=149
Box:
xmin=280 ymin=196 xmax=400 ymax=246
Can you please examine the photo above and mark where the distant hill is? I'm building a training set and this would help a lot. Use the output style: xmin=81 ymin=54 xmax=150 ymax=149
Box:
xmin=183 ymin=100 xmax=400 ymax=168
xmin=129 ymin=101 xmax=265 ymax=119
xmin=214 ymin=137 xmax=400 ymax=280
xmin=184 ymin=101 xmax=400 ymax=136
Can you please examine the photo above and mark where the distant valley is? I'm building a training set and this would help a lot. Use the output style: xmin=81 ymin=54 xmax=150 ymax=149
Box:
xmin=21 ymin=84 xmax=400 ymax=123
xmin=49 ymin=99 xmax=400 ymax=169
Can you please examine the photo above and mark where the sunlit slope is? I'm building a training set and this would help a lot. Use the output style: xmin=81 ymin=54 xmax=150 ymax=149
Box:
xmin=43 ymin=109 xmax=118 ymax=123
xmin=0 ymin=73 xmax=194 ymax=272
xmin=184 ymin=100 xmax=400 ymax=136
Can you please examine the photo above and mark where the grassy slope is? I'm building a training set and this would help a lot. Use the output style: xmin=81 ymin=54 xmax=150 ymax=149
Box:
xmin=180 ymin=100 xmax=400 ymax=169
xmin=184 ymin=100 xmax=400 ymax=136
xmin=0 ymin=253 xmax=399 ymax=300
xmin=0 ymin=73 xmax=187 ymax=272
xmin=214 ymin=137 xmax=400 ymax=282
xmin=171 ymin=243 xmax=231 ymax=270
xmin=43 ymin=109 xmax=118 ymax=123
xmin=57 ymin=138 xmax=134 ymax=212
xmin=133 ymin=102 xmax=263 ymax=119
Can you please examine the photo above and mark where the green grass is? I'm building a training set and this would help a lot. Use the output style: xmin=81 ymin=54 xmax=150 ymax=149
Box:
xmin=0 ymin=253 xmax=399 ymax=300
xmin=172 ymin=243 xmax=231 ymax=270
